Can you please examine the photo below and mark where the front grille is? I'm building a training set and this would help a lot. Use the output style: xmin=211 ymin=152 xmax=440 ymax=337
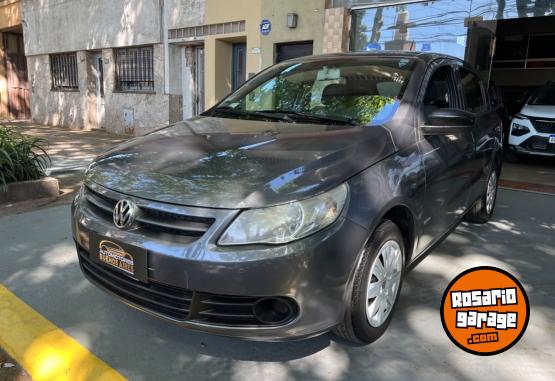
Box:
xmin=521 ymin=136 xmax=555 ymax=154
xmin=84 ymin=186 xmax=214 ymax=241
xmin=531 ymin=118 xmax=555 ymax=134
xmin=78 ymin=248 xmax=298 ymax=327
xmin=79 ymin=249 xmax=193 ymax=320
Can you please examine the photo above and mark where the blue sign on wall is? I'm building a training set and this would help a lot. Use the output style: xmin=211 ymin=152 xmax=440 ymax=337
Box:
xmin=422 ymin=43 xmax=432 ymax=52
xmin=260 ymin=19 xmax=272 ymax=36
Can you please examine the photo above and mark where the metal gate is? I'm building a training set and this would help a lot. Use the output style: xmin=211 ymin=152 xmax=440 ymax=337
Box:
xmin=4 ymin=32 xmax=30 ymax=120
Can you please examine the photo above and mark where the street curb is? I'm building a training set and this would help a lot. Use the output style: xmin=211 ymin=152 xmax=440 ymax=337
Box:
xmin=499 ymin=179 xmax=555 ymax=195
xmin=0 ymin=177 xmax=60 ymax=204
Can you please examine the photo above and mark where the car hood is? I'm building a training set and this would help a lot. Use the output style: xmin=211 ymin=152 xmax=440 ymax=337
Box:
xmin=520 ymin=104 xmax=555 ymax=119
xmin=86 ymin=117 xmax=397 ymax=208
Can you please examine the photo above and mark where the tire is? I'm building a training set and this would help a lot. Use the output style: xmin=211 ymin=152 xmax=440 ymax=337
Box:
xmin=334 ymin=220 xmax=405 ymax=345
xmin=465 ymin=169 xmax=498 ymax=224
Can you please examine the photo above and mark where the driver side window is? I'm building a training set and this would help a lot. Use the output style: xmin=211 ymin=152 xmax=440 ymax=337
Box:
xmin=423 ymin=66 xmax=457 ymax=123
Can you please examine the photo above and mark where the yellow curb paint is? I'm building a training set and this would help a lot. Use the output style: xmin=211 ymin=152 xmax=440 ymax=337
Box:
xmin=0 ymin=285 xmax=126 ymax=381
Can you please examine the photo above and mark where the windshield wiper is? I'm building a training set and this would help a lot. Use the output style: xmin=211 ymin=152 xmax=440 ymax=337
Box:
xmin=207 ymin=106 xmax=250 ymax=118
xmin=207 ymin=107 xmax=295 ymax=123
xmin=259 ymin=110 xmax=359 ymax=126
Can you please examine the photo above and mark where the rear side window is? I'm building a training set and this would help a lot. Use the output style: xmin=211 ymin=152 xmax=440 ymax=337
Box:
xmin=460 ymin=68 xmax=485 ymax=113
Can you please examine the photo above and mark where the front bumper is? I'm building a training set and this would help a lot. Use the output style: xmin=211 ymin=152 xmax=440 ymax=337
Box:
xmin=508 ymin=136 xmax=555 ymax=157
xmin=71 ymin=183 xmax=369 ymax=340
xmin=508 ymin=116 xmax=555 ymax=157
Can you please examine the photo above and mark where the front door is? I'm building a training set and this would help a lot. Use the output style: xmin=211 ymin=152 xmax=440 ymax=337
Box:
xmin=416 ymin=63 xmax=475 ymax=252
xmin=232 ymin=43 xmax=246 ymax=91
xmin=4 ymin=32 xmax=30 ymax=120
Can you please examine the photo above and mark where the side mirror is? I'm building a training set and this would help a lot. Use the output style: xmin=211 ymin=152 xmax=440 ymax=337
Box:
xmin=421 ymin=108 xmax=475 ymax=135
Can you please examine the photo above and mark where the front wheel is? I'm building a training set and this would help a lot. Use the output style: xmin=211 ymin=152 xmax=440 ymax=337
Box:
xmin=334 ymin=220 xmax=405 ymax=345
xmin=465 ymin=169 xmax=498 ymax=224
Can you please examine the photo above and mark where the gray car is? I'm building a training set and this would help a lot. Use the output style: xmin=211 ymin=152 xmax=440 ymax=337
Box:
xmin=72 ymin=52 xmax=503 ymax=344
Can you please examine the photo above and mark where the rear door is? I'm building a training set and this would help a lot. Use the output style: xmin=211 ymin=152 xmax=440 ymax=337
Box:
xmin=456 ymin=66 xmax=500 ymax=205
xmin=416 ymin=61 xmax=475 ymax=251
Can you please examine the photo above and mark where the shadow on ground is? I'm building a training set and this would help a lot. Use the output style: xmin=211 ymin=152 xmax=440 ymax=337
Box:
xmin=0 ymin=189 xmax=553 ymax=381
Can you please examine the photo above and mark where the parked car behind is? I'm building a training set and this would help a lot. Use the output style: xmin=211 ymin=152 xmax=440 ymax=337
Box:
xmin=72 ymin=52 xmax=503 ymax=345
xmin=508 ymin=81 xmax=555 ymax=161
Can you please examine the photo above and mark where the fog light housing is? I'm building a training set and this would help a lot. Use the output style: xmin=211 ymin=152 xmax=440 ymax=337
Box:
xmin=253 ymin=297 xmax=297 ymax=325
xmin=511 ymin=123 xmax=530 ymax=136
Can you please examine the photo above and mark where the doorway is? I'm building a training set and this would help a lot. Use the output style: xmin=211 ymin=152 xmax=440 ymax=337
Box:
xmin=91 ymin=52 xmax=104 ymax=128
xmin=3 ymin=32 xmax=30 ymax=120
xmin=276 ymin=41 xmax=314 ymax=63
xmin=232 ymin=43 xmax=247 ymax=91
xmin=194 ymin=46 xmax=205 ymax=115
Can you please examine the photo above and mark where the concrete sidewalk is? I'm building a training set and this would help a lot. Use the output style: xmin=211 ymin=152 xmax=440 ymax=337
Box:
xmin=0 ymin=188 xmax=553 ymax=381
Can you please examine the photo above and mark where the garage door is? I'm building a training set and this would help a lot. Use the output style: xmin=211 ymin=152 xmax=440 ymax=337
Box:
xmin=276 ymin=42 xmax=314 ymax=63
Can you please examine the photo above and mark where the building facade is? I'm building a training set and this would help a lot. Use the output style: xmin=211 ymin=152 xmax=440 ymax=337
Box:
xmin=167 ymin=0 xmax=339 ymax=121
xmin=22 ymin=0 xmax=180 ymax=134
xmin=1 ymin=0 xmax=30 ymax=120
xmin=17 ymin=0 xmax=555 ymax=134
xmin=18 ymin=0 xmax=348 ymax=134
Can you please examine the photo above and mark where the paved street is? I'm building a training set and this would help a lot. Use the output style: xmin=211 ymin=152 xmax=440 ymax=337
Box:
xmin=0 ymin=189 xmax=553 ymax=381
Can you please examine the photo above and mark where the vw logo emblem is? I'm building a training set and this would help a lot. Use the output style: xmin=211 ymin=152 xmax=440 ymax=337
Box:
xmin=113 ymin=199 xmax=137 ymax=230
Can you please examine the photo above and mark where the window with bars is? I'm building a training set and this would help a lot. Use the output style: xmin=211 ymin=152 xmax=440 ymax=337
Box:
xmin=50 ymin=53 xmax=79 ymax=90
xmin=115 ymin=46 xmax=155 ymax=92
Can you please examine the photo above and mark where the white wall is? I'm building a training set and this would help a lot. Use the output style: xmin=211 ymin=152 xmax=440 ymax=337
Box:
xmin=28 ymin=45 xmax=172 ymax=135
xmin=166 ymin=0 xmax=205 ymax=30
xmin=23 ymin=0 xmax=205 ymax=133
xmin=22 ymin=0 xmax=163 ymax=55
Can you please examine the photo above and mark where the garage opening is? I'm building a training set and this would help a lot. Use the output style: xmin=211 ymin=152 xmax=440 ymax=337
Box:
xmin=276 ymin=41 xmax=314 ymax=63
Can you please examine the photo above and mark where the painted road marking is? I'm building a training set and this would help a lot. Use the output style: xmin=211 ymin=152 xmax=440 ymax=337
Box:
xmin=0 ymin=285 xmax=126 ymax=381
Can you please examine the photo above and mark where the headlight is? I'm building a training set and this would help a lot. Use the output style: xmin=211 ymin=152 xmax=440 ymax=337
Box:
xmin=218 ymin=183 xmax=348 ymax=246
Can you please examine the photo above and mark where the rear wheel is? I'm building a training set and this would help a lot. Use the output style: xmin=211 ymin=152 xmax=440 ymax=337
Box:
xmin=334 ymin=220 xmax=405 ymax=345
xmin=465 ymin=169 xmax=498 ymax=224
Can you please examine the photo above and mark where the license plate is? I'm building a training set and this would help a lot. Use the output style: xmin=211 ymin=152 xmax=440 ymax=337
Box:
xmin=90 ymin=234 xmax=148 ymax=283
xmin=550 ymin=135 xmax=555 ymax=144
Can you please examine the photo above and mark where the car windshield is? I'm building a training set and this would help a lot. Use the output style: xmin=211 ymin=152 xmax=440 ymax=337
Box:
xmin=206 ymin=57 xmax=417 ymax=126
xmin=530 ymin=85 xmax=555 ymax=105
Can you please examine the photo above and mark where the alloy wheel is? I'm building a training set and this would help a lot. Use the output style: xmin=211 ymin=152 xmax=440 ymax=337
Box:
xmin=486 ymin=171 xmax=497 ymax=215
xmin=366 ymin=240 xmax=403 ymax=327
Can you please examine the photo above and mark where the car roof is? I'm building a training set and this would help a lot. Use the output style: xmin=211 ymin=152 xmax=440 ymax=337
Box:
xmin=291 ymin=51 xmax=468 ymax=67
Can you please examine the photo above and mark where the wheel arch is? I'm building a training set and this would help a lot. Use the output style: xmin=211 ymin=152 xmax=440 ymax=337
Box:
xmin=381 ymin=204 xmax=416 ymax=265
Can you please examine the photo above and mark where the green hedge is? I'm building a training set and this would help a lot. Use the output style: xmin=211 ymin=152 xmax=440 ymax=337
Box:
xmin=0 ymin=126 xmax=51 ymax=188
